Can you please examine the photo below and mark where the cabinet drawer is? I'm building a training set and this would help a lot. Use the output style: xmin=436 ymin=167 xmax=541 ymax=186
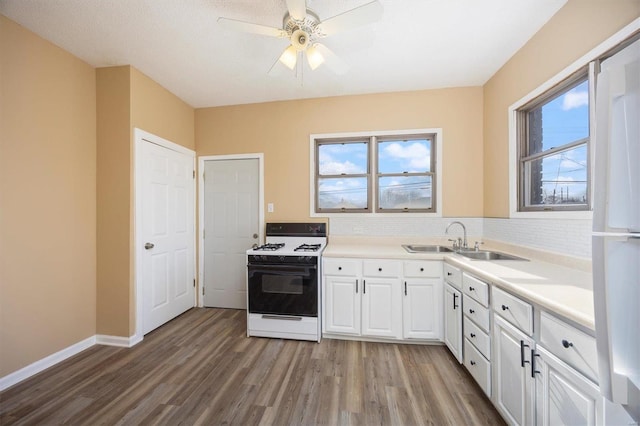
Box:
xmin=464 ymin=338 xmax=491 ymax=397
xmin=540 ymin=311 xmax=599 ymax=383
xmin=463 ymin=316 xmax=490 ymax=359
xmin=403 ymin=261 xmax=442 ymax=278
xmin=463 ymin=296 xmax=490 ymax=333
xmin=323 ymin=259 xmax=360 ymax=276
xmin=443 ymin=263 xmax=462 ymax=289
xmin=363 ymin=260 xmax=401 ymax=277
xmin=492 ymin=287 xmax=533 ymax=336
xmin=462 ymin=273 xmax=489 ymax=307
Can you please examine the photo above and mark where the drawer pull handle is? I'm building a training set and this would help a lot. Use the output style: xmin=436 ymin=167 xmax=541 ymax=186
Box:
xmin=447 ymin=272 xmax=452 ymax=276
xmin=363 ymin=280 xmax=366 ymax=294
xmin=355 ymin=280 xmax=358 ymax=294
xmin=531 ymin=350 xmax=541 ymax=378
xmin=470 ymin=360 xmax=476 ymax=366
xmin=378 ymin=267 xmax=382 ymax=272
xmin=404 ymin=281 xmax=407 ymax=296
xmin=562 ymin=339 xmax=573 ymax=349
xmin=520 ymin=340 xmax=530 ymax=367
xmin=469 ymin=286 xmax=475 ymax=291
xmin=420 ymin=267 xmax=424 ymax=272
xmin=501 ymin=304 xmax=509 ymax=311
xmin=470 ymin=333 xmax=476 ymax=338
xmin=469 ymin=309 xmax=475 ymax=314
xmin=338 ymin=266 xmax=342 ymax=271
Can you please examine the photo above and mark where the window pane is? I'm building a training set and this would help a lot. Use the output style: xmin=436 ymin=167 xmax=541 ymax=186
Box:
xmin=527 ymin=79 xmax=589 ymax=155
xmin=378 ymin=176 xmax=432 ymax=210
xmin=317 ymin=177 xmax=368 ymax=210
xmin=318 ymin=143 xmax=367 ymax=175
xmin=378 ymin=139 xmax=431 ymax=173
xmin=524 ymin=144 xmax=588 ymax=206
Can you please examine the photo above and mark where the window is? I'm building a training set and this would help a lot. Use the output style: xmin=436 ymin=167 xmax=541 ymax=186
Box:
xmin=377 ymin=137 xmax=435 ymax=212
xmin=517 ymin=71 xmax=590 ymax=211
xmin=312 ymin=130 xmax=440 ymax=214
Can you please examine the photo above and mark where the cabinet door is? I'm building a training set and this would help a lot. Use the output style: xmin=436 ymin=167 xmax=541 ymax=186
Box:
xmin=493 ymin=315 xmax=535 ymax=426
xmin=444 ymin=283 xmax=463 ymax=363
xmin=403 ymin=278 xmax=443 ymax=340
xmin=362 ymin=277 xmax=402 ymax=339
xmin=324 ymin=276 xmax=360 ymax=335
xmin=534 ymin=346 xmax=602 ymax=426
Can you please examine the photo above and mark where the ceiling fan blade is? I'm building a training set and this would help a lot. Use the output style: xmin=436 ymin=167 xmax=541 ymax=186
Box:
xmin=217 ymin=17 xmax=287 ymax=38
xmin=317 ymin=0 xmax=383 ymax=37
xmin=313 ymin=43 xmax=349 ymax=74
xmin=286 ymin=0 xmax=307 ymax=21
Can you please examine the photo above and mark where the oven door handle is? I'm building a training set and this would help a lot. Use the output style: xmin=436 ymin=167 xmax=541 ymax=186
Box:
xmin=248 ymin=264 xmax=317 ymax=277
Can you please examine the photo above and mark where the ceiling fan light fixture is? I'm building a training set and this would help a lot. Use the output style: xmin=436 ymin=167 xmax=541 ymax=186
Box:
xmin=306 ymin=44 xmax=325 ymax=70
xmin=279 ymin=45 xmax=298 ymax=70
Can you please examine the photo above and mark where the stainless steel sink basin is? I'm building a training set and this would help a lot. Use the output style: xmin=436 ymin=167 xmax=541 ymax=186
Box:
xmin=402 ymin=244 xmax=453 ymax=253
xmin=457 ymin=250 xmax=528 ymax=261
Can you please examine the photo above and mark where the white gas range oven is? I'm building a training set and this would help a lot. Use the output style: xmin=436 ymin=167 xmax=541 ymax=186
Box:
xmin=246 ymin=222 xmax=327 ymax=342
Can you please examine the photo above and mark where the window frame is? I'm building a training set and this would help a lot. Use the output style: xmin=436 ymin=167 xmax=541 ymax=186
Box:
xmin=375 ymin=135 xmax=436 ymax=213
xmin=314 ymin=138 xmax=371 ymax=213
xmin=310 ymin=129 xmax=443 ymax=217
xmin=516 ymin=69 xmax=591 ymax=212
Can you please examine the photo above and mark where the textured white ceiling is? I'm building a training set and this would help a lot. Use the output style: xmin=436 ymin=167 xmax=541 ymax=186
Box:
xmin=0 ymin=0 xmax=567 ymax=108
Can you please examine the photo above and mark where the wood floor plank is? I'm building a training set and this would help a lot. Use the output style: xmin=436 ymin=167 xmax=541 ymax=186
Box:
xmin=0 ymin=308 xmax=505 ymax=425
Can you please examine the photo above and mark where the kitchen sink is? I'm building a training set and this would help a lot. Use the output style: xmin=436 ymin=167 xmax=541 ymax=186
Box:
xmin=457 ymin=250 xmax=528 ymax=261
xmin=402 ymin=244 xmax=454 ymax=253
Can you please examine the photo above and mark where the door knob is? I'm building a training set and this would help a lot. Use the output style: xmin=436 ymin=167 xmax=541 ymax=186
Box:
xmin=253 ymin=233 xmax=258 ymax=239
xmin=144 ymin=242 xmax=154 ymax=250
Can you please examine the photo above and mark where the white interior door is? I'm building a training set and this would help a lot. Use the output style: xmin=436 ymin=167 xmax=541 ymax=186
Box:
xmin=203 ymin=158 xmax=260 ymax=309
xmin=141 ymin=139 xmax=195 ymax=335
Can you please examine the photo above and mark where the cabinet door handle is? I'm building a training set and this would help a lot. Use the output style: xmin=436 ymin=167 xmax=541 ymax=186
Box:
xmin=363 ymin=280 xmax=366 ymax=294
xmin=420 ymin=267 xmax=424 ymax=272
xmin=470 ymin=333 xmax=476 ymax=338
xmin=469 ymin=286 xmax=475 ymax=291
xmin=404 ymin=281 xmax=407 ymax=296
xmin=447 ymin=272 xmax=453 ymax=276
xmin=378 ymin=267 xmax=382 ymax=272
xmin=520 ymin=340 xmax=530 ymax=368
xmin=355 ymin=279 xmax=358 ymax=293
xmin=531 ymin=349 xmax=541 ymax=378
xmin=469 ymin=309 xmax=475 ymax=314
xmin=562 ymin=339 xmax=573 ymax=348
xmin=501 ymin=304 xmax=509 ymax=311
xmin=453 ymin=293 xmax=458 ymax=309
xmin=470 ymin=360 xmax=476 ymax=366
xmin=338 ymin=266 xmax=342 ymax=271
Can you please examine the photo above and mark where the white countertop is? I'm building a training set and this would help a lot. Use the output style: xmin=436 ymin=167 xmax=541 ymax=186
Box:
xmin=323 ymin=238 xmax=595 ymax=330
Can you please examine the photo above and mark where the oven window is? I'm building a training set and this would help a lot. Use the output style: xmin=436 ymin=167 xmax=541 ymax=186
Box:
xmin=262 ymin=275 xmax=303 ymax=295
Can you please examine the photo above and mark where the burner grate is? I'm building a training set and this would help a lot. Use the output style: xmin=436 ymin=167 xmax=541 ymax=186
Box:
xmin=294 ymin=244 xmax=322 ymax=252
xmin=254 ymin=243 xmax=285 ymax=251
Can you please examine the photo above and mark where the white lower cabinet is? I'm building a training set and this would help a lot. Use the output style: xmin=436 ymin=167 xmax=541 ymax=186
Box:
xmin=534 ymin=346 xmax=602 ymax=426
xmin=444 ymin=283 xmax=463 ymax=363
xmin=362 ymin=277 xmax=402 ymax=339
xmin=324 ymin=275 xmax=361 ymax=335
xmin=323 ymin=258 xmax=442 ymax=341
xmin=493 ymin=314 xmax=536 ymax=426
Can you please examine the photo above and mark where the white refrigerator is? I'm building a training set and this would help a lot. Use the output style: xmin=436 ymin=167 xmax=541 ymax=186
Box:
xmin=592 ymin=38 xmax=640 ymax=422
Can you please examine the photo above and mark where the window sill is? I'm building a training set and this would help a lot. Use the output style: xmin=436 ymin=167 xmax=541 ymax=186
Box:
xmin=310 ymin=211 xmax=442 ymax=218
xmin=509 ymin=210 xmax=593 ymax=220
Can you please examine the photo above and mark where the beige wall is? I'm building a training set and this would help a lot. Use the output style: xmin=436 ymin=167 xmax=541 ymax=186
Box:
xmin=96 ymin=65 xmax=194 ymax=337
xmin=483 ymin=0 xmax=640 ymax=217
xmin=196 ymin=87 xmax=484 ymax=219
xmin=0 ymin=16 xmax=97 ymax=376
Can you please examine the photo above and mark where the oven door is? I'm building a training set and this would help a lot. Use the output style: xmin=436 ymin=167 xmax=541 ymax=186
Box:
xmin=247 ymin=263 xmax=318 ymax=317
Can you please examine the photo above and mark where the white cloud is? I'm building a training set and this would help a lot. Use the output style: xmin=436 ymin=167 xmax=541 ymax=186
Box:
xmin=320 ymin=160 xmax=364 ymax=175
xmin=562 ymin=90 xmax=588 ymax=110
xmin=382 ymin=142 xmax=430 ymax=170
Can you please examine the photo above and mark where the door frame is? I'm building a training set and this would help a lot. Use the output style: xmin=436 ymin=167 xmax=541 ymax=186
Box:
xmin=197 ymin=154 xmax=264 ymax=307
xmin=133 ymin=128 xmax=197 ymax=343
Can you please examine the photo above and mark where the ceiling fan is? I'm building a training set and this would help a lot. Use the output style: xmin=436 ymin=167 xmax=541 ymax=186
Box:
xmin=217 ymin=0 xmax=383 ymax=74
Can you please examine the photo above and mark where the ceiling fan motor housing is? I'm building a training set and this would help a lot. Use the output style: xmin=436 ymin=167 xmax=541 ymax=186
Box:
xmin=284 ymin=10 xmax=323 ymax=51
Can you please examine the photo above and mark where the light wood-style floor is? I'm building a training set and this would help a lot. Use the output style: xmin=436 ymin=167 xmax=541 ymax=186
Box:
xmin=0 ymin=308 xmax=504 ymax=425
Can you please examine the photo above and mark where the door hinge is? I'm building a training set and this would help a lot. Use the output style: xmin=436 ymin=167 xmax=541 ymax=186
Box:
xmin=202 ymin=287 xmax=205 ymax=295
xmin=193 ymin=279 xmax=196 ymax=288
xmin=193 ymin=170 xmax=196 ymax=179
xmin=203 ymin=229 xmax=205 ymax=239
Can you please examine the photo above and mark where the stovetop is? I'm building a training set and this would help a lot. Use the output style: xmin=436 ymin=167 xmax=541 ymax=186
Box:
xmin=247 ymin=222 xmax=327 ymax=257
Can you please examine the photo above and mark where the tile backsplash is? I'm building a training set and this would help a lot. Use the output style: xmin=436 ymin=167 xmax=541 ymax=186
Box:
xmin=328 ymin=216 xmax=592 ymax=259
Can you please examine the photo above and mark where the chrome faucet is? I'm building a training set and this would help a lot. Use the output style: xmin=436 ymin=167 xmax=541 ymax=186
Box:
xmin=445 ymin=221 xmax=468 ymax=250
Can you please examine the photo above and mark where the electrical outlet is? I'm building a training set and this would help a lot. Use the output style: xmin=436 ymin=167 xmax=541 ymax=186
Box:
xmin=267 ymin=203 xmax=274 ymax=213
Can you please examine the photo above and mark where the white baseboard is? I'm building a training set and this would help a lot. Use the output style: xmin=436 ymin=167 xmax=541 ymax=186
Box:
xmin=0 ymin=335 xmax=96 ymax=392
xmin=0 ymin=333 xmax=144 ymax=391
xmin=95 ymin=334 xmax=141 ymax=348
